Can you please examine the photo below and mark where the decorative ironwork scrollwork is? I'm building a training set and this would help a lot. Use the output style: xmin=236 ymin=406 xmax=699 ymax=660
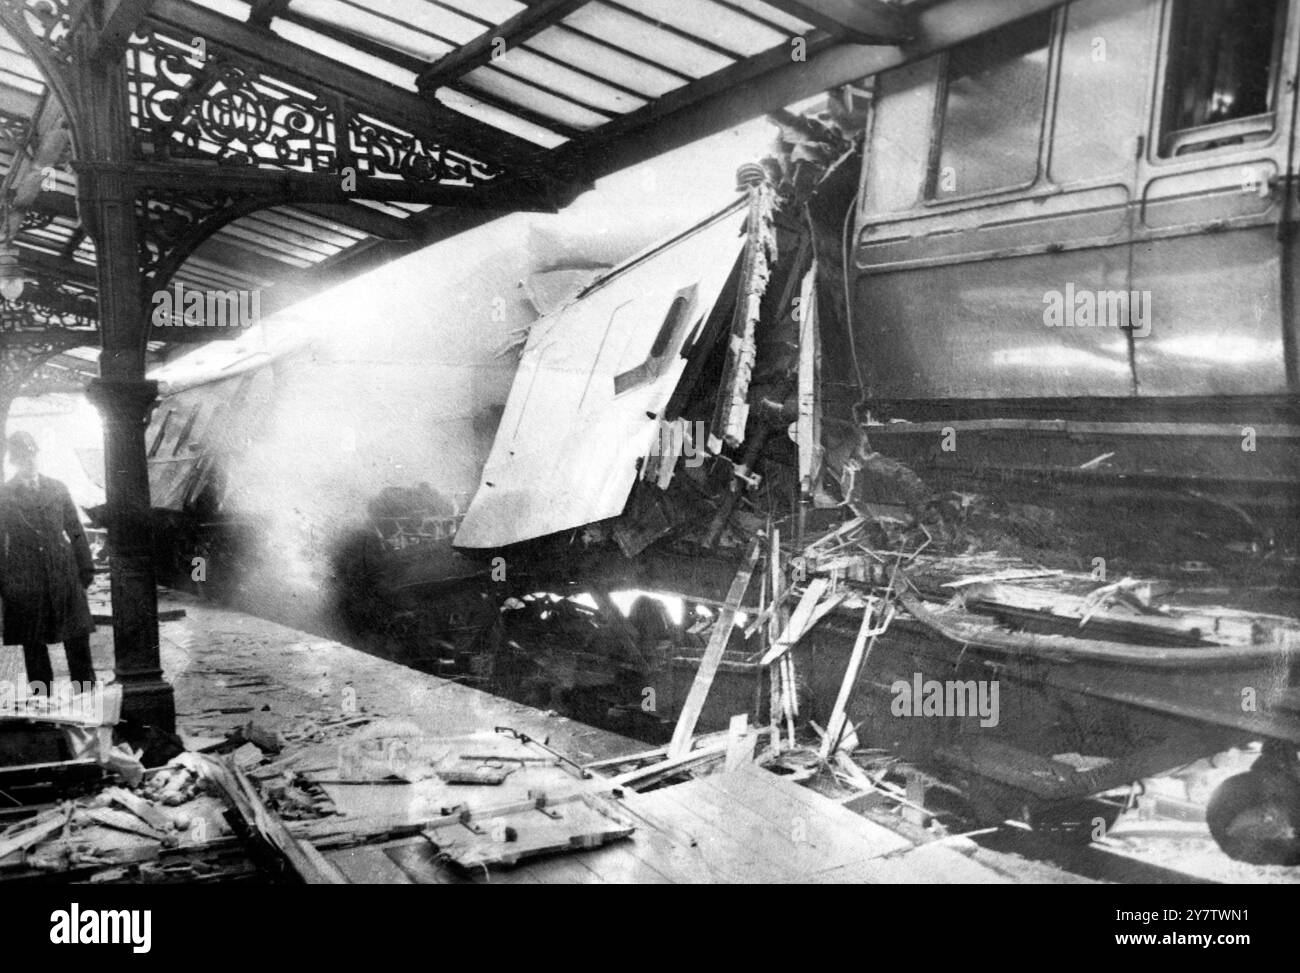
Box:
xmin=20 ymin=209 xmax=55 ymax=232
xmin=0 ymin=273 xmax=97 ymax=333
xmin=0 ymin=275 xmax=96 ymax=406
xmin=349 ymin=113 xmax=503 ymax=188
xmin=0 ymin=0 xmax=74 ymax=64
xmin=128 ymin=31 xmax=337 ymax=173
xmin=137 ymin=189 xmax=247 ymax=281
xmin=126 ymin=30 xmax=502 ymax=189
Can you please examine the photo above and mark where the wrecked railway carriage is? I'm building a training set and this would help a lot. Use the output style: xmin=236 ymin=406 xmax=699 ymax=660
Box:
xmin=138 ymin=0 xmax=1300 ymax=865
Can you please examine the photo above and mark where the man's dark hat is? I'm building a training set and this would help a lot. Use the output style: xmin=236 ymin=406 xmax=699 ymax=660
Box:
xmin=6 ymin=430 xmax=38 ymax=456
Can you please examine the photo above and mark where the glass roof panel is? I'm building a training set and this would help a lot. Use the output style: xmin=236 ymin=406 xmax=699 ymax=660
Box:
xmin=435 ymin=0 xmax=527 ymax=23
xmin=289 ymin=0 xmax=454 ymax=60
xmin=526 ymin=27 xmax=685 ymax=98
xmin=0 ymin=68 xmax=45 ymax=96
xmin=489 ymin=46 xmax=647 ymax=114
xmin=271 ymin=19 xmax=420 ymax=88
xmin=323 ymin=0 xmax=491 ymax=45
xmin=562 ymin=4 xmax=735 ymax=78
xmin=437 ymin=86 xmax=568 ymax=147
xmin=627 ymin=0 xmax=789 ymax=56
xmin=462 ymin=66 xmax=609 ymax=129
xmin=725 ymin=0 xmax=815 ymax=35
xmin=190 ymin=0 xmax=248 ymax=19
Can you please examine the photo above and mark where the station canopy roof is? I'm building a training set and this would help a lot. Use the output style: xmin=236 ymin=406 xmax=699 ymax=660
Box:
xmin=0 ymin=0 xmax=1065 ymax=361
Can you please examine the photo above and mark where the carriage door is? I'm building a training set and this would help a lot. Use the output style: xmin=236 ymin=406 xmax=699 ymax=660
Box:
xmin=1129 ymin=0 xmax=1296 ymax=398
xmin=1042 ymin=0 xmax=1162 ymax=398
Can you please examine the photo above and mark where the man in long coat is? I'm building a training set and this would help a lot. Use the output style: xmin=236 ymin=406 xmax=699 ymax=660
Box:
xmin=0 ymin=431 xmax=96 ymax=690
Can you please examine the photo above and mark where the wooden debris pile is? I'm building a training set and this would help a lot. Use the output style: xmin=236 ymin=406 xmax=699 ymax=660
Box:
xmin=0 ymin=750 xmax=240 ymax=881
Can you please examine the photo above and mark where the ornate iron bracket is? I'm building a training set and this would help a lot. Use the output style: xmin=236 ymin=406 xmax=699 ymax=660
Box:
xmin=137 ymin=187 xmax=270 ymax=295
xmin=0 ymin=0 xmax=76 ymax=70
xmin=0 ymin=276 xmax=97 ymax=411
xmin=126 ymin=29 xmax=505 ymax=191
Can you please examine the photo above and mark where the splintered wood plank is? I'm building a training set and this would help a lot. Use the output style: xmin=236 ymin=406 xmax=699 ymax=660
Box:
xmin=759 ymin=577 xmax=830 ymax=666
xmin=610 ymin=741 xmax=727 ymax=790
xmin=820 ymin=604 xmax=877 ymax=759
xmin=103 ymin=787 xmax=173 ymax=833
xmin=0 ymin=806 xmax=69 ymax=861
xmin=669 ymin=539 xmax=762 ymax=759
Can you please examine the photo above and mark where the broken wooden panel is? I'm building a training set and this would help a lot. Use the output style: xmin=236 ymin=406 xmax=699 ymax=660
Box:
xmin=795 ymin=264 xmax=823 ymax=492
xmin=455 ymin=202 xmax=748 ymax=549
xmin=669 ymin=539 xmax=761 ymax=757
xmin=425 ymin=792 xmax=635 ymax=871
xmin=958 ymin=581 xmax=1258 ymax=647
xmin=710 ymin=178 xmax=777 ymax=449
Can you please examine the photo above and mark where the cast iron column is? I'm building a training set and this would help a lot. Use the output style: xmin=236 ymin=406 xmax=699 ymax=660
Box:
xmin=74 ymin=31 xmax=175 ymax=733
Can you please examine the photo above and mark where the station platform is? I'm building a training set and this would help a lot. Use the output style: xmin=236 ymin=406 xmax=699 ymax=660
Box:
xmin=1 ymin=590 xmax=1022 ymax=884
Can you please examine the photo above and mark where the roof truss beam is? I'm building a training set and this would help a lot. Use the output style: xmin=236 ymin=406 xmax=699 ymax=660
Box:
xmin=415 ymin=0 xmax=588 ymax=92
xmin=247 ymin=0 xmax=291 ymax=28
xmin=762 ymin=0 xmax=915 ymax=44
xmin=112 ymin=161 xmax=550 ymax=208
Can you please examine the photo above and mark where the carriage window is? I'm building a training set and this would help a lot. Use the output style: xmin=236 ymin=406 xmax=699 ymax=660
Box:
xmin=931 ymin=11 xmax=1054 ymax=199
xmin=1159 ymin=0 xmax=1283 ymax=156
xmin=614 ymin=286 xmax=698 ymax=396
